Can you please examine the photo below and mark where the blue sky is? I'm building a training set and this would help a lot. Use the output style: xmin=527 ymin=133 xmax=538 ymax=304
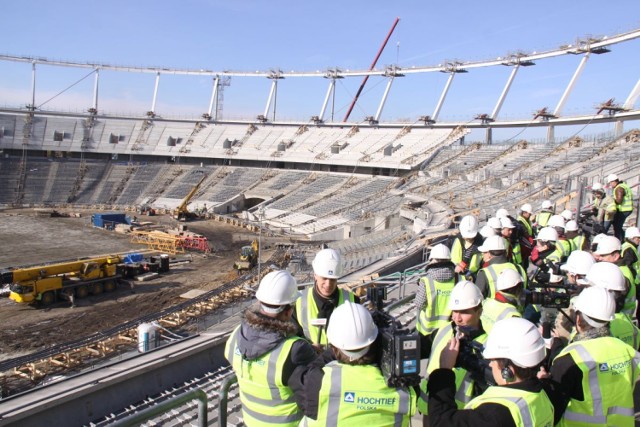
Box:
xmin=1 ymin=1 xmax=639 ymax=141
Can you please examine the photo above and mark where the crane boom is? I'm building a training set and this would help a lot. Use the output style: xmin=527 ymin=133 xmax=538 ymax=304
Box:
xmin=342 ymin=17 xmax=400 ymax=122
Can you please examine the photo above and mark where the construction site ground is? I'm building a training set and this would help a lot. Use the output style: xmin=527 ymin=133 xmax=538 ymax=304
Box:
xmin=0 ymin=209 xmax=268 ymax=362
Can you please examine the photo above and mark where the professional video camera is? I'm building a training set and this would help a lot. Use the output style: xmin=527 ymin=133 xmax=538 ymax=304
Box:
xmin=526 ymin=262 xmax=572 ymax=309
xmin=577 ymin=208 xmax=604 ymax=236
xmin=367 ymin=287 xmax=421 ymax=388
xmin=455 ymin=326 xmax=495 ymax=393
xmin=522 ymin=289 xmax=571 ymax=309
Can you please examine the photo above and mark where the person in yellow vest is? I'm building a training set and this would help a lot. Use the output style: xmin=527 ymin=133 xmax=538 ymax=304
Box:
xmin=292 ymin=248 xmax=357 ymax=352
xmin=548 ymin=214 xmax=571 ymax=262
xmin=534 ymin=199 xmax=554 ymax=233
xmin=621 ymin=226 xmax=640 ymax=283
xmin=563 ymin=220 xmax=587 ymax=252
xmin=418 ymin=281 xmax=488 ymax=423
xmin=427 ymin=317 xmax=558 ymax=426
xmin=553 ymin=250 xmax=596 ymax=346
xmin=290 ymin=301 xmax=417 ymax=426
xmin=500 ymin=217 xmax=522 ymax=267
xmin=480 ymin=269 xmax=523 ymax=334
xmin=225 ymin=270 xmax=317 ymax=427
xmin=550 ymin=286 xmax=640 ymax=427
xmin=530 ymin=226 xmax=563 ymax=268
xmin=475 ymin=235 xmax=527 ymax=299
xmin=517 ymin=203 xmax=535 ymax=269
xmin=608 ymin=173 xmax=634 ymax=242
xmin=586 ymin=261 xmax=640 ymax=350
xmin=594 ymin=235 xmax=636 ymax=319
xmin=451 ymin=215 xmax=483 ymax=279
xmin=415 ymin=243 xmax=457 ymax=340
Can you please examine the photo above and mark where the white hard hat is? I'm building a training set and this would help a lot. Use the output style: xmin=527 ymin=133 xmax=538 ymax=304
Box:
xmin=312 ymin=248 xmax=343 ymax=279
xmin=496 ymin=208 xmax=509 ymax=219
xmin=591 ymin=182 xmax=604 ymax=192
xmin=547 ymin=215 xmax=566 ymax=228
xmin=607 ymin=173 xmax=619 ymax=183
xmin=449 ymin=280 xmax=483 ymax=310
xmin=496 ymin=269 xmax=523 ymax=292
xmin=586 ymin=261 xmax=626 ymax=291
xmin=561 ymin=250 xmax=596 ymax=276
xmin=536 ymin=227 xmax=558 ymax=242
xmin=459 ymin=215 xmax=479 ymax=239
xmin=591 ymin=233 xmax=607 ymax=247
xmin=478 ymin=235 xmax=507 ymax=252
xmin=500 ymin=217 xmax=515 ymax=229
xmin=574 ymin=286 xmax=615 ymax=325
xmin=541 ymin=200 xmax=553 ymax=210
xmin=564 ymin=220 xmax=579 ymax=232
xmin=479 ymin=225 xmax=496 ymax=239
xmin=625 ymin=227 xmax=640 ymax=239
xmin=520 ymin=203 xmax=533 ymax=214
xmin=255 ymin=270 xmax=300 ymax=309
xmin=482 ymin=318 xmax=546 ymax=368
xmin=560 ymin=209 xmax=573 ymax=221
xmin=326 ymin=301 xmax=378 ymax=360
xmin=487 ymin=217 xmax=502 ymax=230
xmin=595 ymin=235 xmax=621 ymax=255
xmin=429 ymin=243 xmax=451 ymax=261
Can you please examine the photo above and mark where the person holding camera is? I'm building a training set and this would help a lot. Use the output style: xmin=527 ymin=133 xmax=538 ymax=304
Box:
xmin=474 ymin=235 xmax=527 ymax=299
xmin=418 ymin=281 xmax=488 ymax=421
xmin=290 ymin=301 xmax=417 ymax=425
xmin=293 ymin=248 xmax=358 ymax=352
xmin=427 ymin=317 xmax=557 ymax=426
xmin=608 ymin=173 xmax=634 ymax=242
xmin=530 ymin=227 xmax=563 ymax=270
xmin=225 ymin=270 xmax=317 ymax=427
xmin=480 ymin=269 xmax=523 ymax=334
xmin=550 ymin=286 xmax=640 ymax=427
xmin=416 ymin=243 xmax=458 ymax=340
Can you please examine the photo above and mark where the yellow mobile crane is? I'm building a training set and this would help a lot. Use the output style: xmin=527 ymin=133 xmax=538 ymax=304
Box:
xmin=3 ymin=254 xmax=124 ymax=306
xmin=173 ymin=174 xmax=208 ymax=221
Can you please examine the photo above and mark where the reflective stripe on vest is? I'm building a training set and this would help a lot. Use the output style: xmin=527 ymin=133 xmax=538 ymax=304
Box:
xmin=555 ymin=337 xmax=640 ymax=427
xmin=572 ymin=235 xmax=587 ymax=252
xmin=466 ymin=386 xmax=554 ymax=427
xmin=483 ymin=263 xmax=526 ymax=298
xmin=615 ymin=182 xmax=633 ymax=212
xmin=305 ymin=362 xmax=416 ymax=427
xmin=537 ymin=211 xmax=552 ymax=228
xmin=619 ymin=265 xmax=637 ymax=318
xmin=296 ymin=287 xmax=353 ymax=345
xmin=418 ymin=323 xmax=488 ymax=414
xmin=481 ymin=298 xmax=521 ymax=334
xmin=517 ymin=215 xmax=533 ymax=237
xmin=416 ymin=276 xmax=455 ymax=335
xmin=225 ymin=326 xmax=303 ymax=426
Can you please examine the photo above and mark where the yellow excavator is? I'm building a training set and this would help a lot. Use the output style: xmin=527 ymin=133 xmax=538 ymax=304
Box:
xmin=234 ymin=239 xmax=259 ymax=272
xmin=173 ymin=174 xmax=207 ymax=221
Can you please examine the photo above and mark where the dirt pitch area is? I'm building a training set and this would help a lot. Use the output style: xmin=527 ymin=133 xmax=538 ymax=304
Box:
xmin=0 ymin=209 xmax=262 ymax=362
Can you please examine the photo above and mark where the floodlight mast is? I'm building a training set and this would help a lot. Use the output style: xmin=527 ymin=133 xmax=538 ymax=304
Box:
xmin=342 ymin=17 xmax=400 ymax=123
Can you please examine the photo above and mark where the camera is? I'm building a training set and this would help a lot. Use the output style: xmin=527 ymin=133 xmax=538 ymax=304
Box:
xmin=367 ymin=287 xmax=421 ymax=388
xmin=522 ymin=289 xmax=571 ymax=309
xmin=455 ymin=326 xmax=495 ymax=392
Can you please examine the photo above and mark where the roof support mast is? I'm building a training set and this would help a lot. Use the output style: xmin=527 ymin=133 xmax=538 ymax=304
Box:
xmin=342 ymin=17 xmax=400 ymax=123
xmin=548 ymin=50 xmax=591 ymax=142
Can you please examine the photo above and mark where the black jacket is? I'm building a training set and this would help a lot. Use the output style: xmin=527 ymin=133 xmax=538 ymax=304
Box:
xmin=234 ymin=303 xmax=317 ymax=386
